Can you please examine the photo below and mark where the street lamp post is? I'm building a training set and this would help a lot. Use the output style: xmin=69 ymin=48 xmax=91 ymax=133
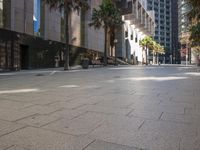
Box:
xmin=114 ymin=39 xmax=118 ymax=66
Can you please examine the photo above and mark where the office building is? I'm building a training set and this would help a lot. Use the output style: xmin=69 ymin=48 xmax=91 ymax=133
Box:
xmin=171 ymin=0 xmax=179 ymax=63
xmin=115 ymin=0 xmax=155 ymax=64
xmin=147 ymin=0 xmax=172 ymax=63
xmin=0 ymin=0 xmax=155 ymax=71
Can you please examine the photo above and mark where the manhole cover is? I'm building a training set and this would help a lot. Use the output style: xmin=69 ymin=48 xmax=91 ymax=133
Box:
xmin=113 ymin=76 xmax=121 ymax=78
xmin=36 ymin=73 xmax=45 ymax=76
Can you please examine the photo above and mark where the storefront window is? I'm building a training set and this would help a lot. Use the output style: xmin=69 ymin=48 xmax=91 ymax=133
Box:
xmin=33 ymin=0 xmax=41 ymax=36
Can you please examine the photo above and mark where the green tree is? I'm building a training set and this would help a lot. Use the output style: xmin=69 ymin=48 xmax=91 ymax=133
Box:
xmin=139 ymin=36 xmax=154 ymax=65
xmin=89 ymin=0 xmax=123 ymax=66
xmin=153 ymin=42 xmax=165 ymax=64
xmin=187 ymin=0 xmax=200 ymax=21
xmin=190 ymin=22 xmax=200 ymax=43
xmin=43 ymin=0 xmax=89 ymax=70
xmin=190 ymin=22 xmax=200 ymax=56
xmin=187 ymin=0 xmax=200 ymax=58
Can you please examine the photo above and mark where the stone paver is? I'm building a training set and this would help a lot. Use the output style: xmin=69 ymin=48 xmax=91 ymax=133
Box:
xmin=84 ymin=140 xmax=141 ymax=150
xmin=140 ymin=120 xmax=197 ymax=138
xmin=161 ymin=112 xmax=200 ymax=124
xmin=21 ymin=105 xmax=62 ymax=115
xmin=0 ymin=66 xmax=200 ymax=150
xmin=0 ymin=120 xmax=25 ymax=137
xmin=0 ymin=127 xmax=94 ymax=150
xmin=128 ymin=109 xmax=162 ymax=120
xmin=76 ymin=104 xmax=133 ymax=115
xmin=0 ymin=100 xmax=34 ymax=110
xmin=0 ymin=108 xmax=36 ymax=122
xmin=180 ymin=136 xmax=200 ymax=150
xmin=16 ymin=114 xmax=61 ymax=128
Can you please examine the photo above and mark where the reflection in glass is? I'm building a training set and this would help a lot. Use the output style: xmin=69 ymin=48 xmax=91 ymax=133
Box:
xmin=33 ymin=0 xmax=41 ymax=36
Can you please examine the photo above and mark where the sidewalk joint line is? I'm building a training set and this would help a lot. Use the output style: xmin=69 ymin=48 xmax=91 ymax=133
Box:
xmin=158 ymin=112 xmax=164 ymax=120
xmin=82 ymin=139 xmax=96 ymax=150
xmin=138 ymin=121 xmax=145 ymax=130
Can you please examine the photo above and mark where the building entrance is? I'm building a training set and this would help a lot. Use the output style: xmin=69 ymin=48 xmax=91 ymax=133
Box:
xmin=20 ymin=45 xmax=29 ymax=69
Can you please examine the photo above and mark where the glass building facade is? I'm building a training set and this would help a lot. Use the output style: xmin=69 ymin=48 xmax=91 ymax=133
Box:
xmin=0 ymin=0 xmax=3 ymax=27
xmin=33 ymin=0 xmax=41 ymax=36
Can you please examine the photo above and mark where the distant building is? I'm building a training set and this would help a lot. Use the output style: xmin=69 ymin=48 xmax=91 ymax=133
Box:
xmin=147 ymin=0 xmax=173 ymax=63
xmin=115 ymin=0 xmax=155 ymax=64
xmin=171 ymin=0 xmax=180 ymax=64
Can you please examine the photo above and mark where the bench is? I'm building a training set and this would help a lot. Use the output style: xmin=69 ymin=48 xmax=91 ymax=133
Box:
xmin=107 ymin=59 xmax=115 ymax=65
xmin=91 ymin=59 xmax=102 ymax=67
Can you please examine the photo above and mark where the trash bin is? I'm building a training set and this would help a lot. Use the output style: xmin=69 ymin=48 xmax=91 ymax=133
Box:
xmin=81 ymin=58 xmax=89 ymax=69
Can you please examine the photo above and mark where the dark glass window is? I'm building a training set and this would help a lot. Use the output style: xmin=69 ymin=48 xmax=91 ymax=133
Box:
xmin=160 ymin=32 xmax=164 ymax=35
xmin=125 ymin=31 xmax=128 ymax=37
xmin=135 ymin=33 xmax=138 ymax=43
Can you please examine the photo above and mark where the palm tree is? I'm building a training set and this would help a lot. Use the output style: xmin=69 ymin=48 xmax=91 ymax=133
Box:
xmin=190 ymin=22 xmax=200 ymax=43
xmin=43 ymin=0 xmax=89 ymax=70
xmin=186 ymin=0 xmax=200 ymax=63
xmin=109 ymin=8 xmax=124 ymax=60
xmin=153 ymin=43 xmax=165 ymax=64
xmin=139 ymin=36 xmax=154 ymax=65
xmin=89 ymin=0 xmax=123 ymax=66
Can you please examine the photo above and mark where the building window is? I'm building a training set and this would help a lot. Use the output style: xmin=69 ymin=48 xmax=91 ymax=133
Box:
xmin=130 ymin=31 xmax=133 ymax=40
xmin=0 ymin=0 xmax=3 ymax=27
xmin=125 ymin=31 xmax=128 ymax=38
xmin=160 ymin=32 xmax=164 ymax=35
xmin=33 ymin=0 xmax=41 ymax=36
xmin=135 ymin=33 xmax=138 ymax=43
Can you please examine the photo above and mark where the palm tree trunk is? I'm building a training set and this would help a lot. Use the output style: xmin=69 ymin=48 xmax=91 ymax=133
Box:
xmin=104 ymin=27 xmax=108 ymax=66
xmin=64 ymin=4 xmax=70 ymax=70
xmin=157 ymin=53 xmax=159 ymax=64
xmin=145 ymin=45 xmax=148 ymax=65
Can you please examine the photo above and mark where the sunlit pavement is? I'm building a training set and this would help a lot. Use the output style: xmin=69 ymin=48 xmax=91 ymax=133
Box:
xmin=0 ymin=66 xmax=200 ymax=150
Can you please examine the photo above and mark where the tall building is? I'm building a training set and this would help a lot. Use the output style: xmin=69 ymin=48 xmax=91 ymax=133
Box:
xmin=147 ymin=0 xmax=172 ymax=63
xmin=171 ymin=0 xmax=179 ymax=64
xmin=115 ymin=0 xmax=155 ymax=64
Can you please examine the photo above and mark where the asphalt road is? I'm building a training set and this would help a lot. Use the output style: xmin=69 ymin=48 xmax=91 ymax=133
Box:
xmin=0 ymin=65 xmax=200 ymax=150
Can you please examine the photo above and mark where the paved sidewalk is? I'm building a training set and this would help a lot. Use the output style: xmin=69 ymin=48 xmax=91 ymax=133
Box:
xmin=0 ymin=66 xmax=200 ymax=150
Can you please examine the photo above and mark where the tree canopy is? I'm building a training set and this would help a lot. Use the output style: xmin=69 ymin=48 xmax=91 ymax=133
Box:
xmin=89 ymin=0 xmax=123 ymax=65
xmin=187 ymin=0 xmax=200 ymax=55
xmin=43 ymin=0 xmax=89 ymax=70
